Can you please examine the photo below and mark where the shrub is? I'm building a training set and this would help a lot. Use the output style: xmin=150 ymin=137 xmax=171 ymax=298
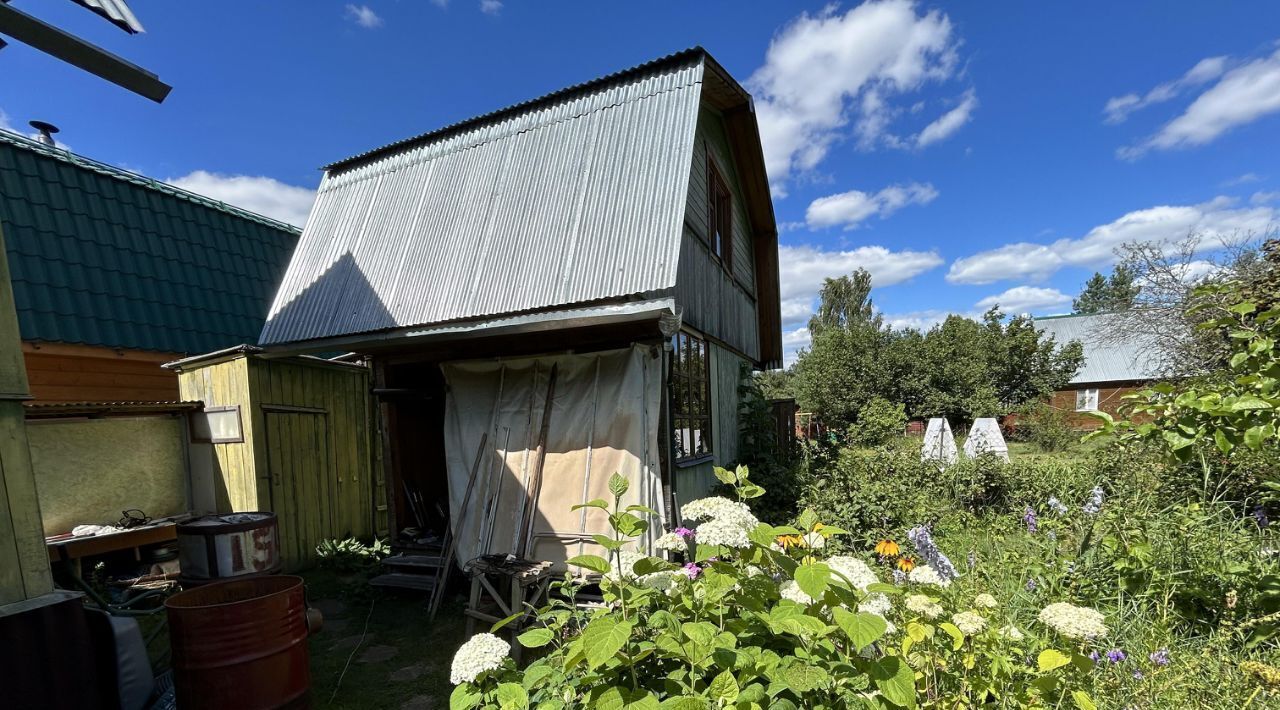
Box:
xmin=315 ymin=536 xmax=389 ymax=574
xmin=1016 ymin=402 xmax=1079 ymax=452
xmin=448 ymin=469 xmax=1100 ymax=709
xmin=847 ymin=396 xmax=907 ymax=447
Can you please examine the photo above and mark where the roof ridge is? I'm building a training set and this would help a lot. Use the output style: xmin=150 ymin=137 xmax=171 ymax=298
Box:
xmin=323 ymin=46 xmax=712 ymax=173
xmin=0 ymin=128 xmax=301 ymax=234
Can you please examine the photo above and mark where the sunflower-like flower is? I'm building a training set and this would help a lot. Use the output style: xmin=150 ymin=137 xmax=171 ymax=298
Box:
xmin=897 ymin=556 xmax=916 ymax=572
xmin=875 ymin=539 xmax=901 ymax=557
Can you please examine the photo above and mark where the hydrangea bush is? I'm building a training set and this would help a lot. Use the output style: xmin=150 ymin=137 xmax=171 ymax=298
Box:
xmin=448 ymin=467 xmax=1105 ymax=709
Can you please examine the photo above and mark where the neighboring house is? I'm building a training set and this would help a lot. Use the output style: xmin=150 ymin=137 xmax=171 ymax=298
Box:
xmin=0 ymin=129 xmax=300 ymax=402
xmin=257 ymin=48 xmax=781 ymax=567
xmin=1034 ymin=312 xmax=1163 ymax=429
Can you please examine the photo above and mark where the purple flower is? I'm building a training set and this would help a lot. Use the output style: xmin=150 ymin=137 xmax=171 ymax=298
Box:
xmin=1106 ymin=648 xmax=1127 ymax=663
xmin=674 ymin=527 xmax=696 ymax=540
xmin=1149 ymin=648 xmax=1170 ymax=666
xmin=1047 ymin=496 xmax=1068 ymax=515
xmin=682 ymin=562 xmax=701 ymax=580
xmin=1024 ymin=506 xmax=1038 ymax=534
xmin=1083 ymin=486 xmax=1104 ymax=515
xmin=1133 ymin=670 xmax=1144 ymax=680
xmin=1254 ymin=507 xmax=1270 ymax=529
xmin=1025 ymin=578 xmax=1038 ymax=592
xmin=907 ymin=525 xmax=959 ymax=581
xmin=1088 ymin=651 xmax=1100 ymax=663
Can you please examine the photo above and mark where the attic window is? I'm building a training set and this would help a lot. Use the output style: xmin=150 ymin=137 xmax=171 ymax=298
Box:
xmin=671 ymin=331 xmax=712 ymax=463
xmin=707 ymin=157 xmax=733 ymax=270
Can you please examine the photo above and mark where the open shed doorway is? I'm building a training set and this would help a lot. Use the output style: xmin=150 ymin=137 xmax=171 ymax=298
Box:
xmin=379 ymin=363 xmax=450 ymax=552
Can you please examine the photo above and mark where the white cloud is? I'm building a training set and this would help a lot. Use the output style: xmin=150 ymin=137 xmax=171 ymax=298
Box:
xmin=748 ymin=0 xmax=964 ymax=191
xmin=947 ymin=196 xmax=1278 ymax=284
xmin=167 ymin=171 xmax=317 ymax=227
xmin=974 ymin=286 xmax=1071 ymax=314
xmin=1120 ymin=48 xmax=1280 ymax=159
xmin=782 ymin=326 xmax=812 ymax=366
xmin=915 ymin=89 xmax=977 ymax=148
xmin=805 ymin=182 xmax=938 ymax=230
xmin=777 ymin=243 xmax=943 ymax=333
xmin=1251 ymin=190 xmax=1280 ymax=205
xmin=880 ymin=309 xmax=955 ymax=331
xmin=1103 ymin=55 xmax=1227 ymax=124
xmin=480 ymin=0 xmax=502 ymax=15
xmin=1224 ymin=172 xmax=1263 ymax=187
xmin=344 ymin=4 xmax=383 ymax=28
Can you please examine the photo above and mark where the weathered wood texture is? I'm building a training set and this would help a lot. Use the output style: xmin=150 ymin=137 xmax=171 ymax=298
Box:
xmin=677 ymin=106 xmax=762 ymax=364
xmin=674 ymin=343 xmax=746 ymax=505
xmin=178 ymin=355 xmax=379 ymax=570
xmin=0 ymin=224 xmax=52 ymax=605
xmin=22 ymin=343 xmax=178 ymax=403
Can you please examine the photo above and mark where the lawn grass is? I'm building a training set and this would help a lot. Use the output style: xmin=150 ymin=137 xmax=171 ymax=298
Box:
xmin=304 ymin=568 xmax=469 ymax=709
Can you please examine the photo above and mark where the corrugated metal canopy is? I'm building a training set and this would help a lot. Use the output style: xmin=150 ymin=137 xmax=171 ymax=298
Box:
xmin=260 ymin=51 xmax=709 ymax=347
xmin=70 ymin=0 xmax=145 ymax=33
xmin=1034 ymin=312 xmax=1164 ymax=384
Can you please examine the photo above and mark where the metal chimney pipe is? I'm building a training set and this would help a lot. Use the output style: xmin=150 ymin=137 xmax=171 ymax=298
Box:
xmin=28 ymin=121 xmax=59 ymax=147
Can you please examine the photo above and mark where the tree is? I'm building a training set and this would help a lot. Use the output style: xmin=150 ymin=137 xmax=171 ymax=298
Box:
xmin=1072 ymin=265 xmax=1140 ymax=314
xmin=755 ymin=369 xmax=795 ymax=400
xmin=809 ymin=269 xmax=879 ymax=334
xmin=792 ymin=321 xmax=888 ymax=428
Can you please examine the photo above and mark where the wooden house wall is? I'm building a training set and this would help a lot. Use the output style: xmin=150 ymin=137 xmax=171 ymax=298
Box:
xmin=177 ymin=357 xmax=259 ymax=512
xmin=674 ymin=342 xmax=747 ymax=504
xmin=676 ymin=105 xmax=762 ymax=363
xmin=23 ymin=343 xmax=178 ymax=403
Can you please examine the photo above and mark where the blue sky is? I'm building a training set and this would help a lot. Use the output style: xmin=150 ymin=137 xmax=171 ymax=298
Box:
xmin=2 ymin=1 xmax=1279 ymax=364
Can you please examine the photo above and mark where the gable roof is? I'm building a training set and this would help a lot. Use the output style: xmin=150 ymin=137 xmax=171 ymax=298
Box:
xmin=259 ymin=48 xmax=777 ymax=353
xmin=0 ymin=130 xmax=301 ymax=355
xmin=1033 ymin=312 xmax=1164 ymax=385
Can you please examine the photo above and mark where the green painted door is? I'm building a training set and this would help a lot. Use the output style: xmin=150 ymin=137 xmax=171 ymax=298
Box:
xmin=265 ymin=411 xmax=334 ymax=570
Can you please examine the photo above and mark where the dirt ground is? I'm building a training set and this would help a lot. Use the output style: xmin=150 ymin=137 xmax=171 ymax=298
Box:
xmin=304 ymin=569 xmax=470 ymax=709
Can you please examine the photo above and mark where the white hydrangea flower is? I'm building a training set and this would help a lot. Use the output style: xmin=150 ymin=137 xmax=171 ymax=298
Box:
xmin=637 ymin=570 xmax=682 ymax=596
xmin=1038 ymin=602 xmax=1108 ymax=640
xmin=974 ymin=593 xmax=998 ymax=609
xmin=449 ymin=632 xmax=510 ymax=685
xmin=778 ymin=579 xmax=814 ymax=605
xmin=905 ymin=594 xmax=944 ymax=619
xmin=952 ymin=611 xmax=987 ymax=636
xmin=858 ymin=593 xmax=892 ymax=617
xmin=654 ymin=532 xmax=686 ymax=552
xmin=999 ymin=624 xmax=1025 ymax=641
xmin=603 ymin=549 xmax=648 ymax=582
xmin=695 ymin=517 xmax=752 ymax=548
xmin=681 ymin=497 xmax=750 ymax=523
xmin=827 ymin=556 xmax=878 ymax=591
xmin=907 ymin=564 xmax=951 ymax=588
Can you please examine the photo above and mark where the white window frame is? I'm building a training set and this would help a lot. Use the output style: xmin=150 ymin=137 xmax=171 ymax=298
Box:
xmin=1075 ymin=388 xmax=1100 ymax=412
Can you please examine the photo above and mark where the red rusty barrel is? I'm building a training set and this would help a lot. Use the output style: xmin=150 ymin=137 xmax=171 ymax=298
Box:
xmin=165 ymin=575 xmax=313 ymax=709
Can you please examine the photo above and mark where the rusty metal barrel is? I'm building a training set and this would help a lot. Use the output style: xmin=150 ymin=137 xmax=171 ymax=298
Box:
xmin=165 ymin=575 xmax=313 ymax=709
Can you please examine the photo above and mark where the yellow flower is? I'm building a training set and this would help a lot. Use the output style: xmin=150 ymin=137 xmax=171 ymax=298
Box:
xmin=897 ymin=556 xmax=916 ymax=572
xmin=776 ymin=534 xmax=803 ymax=549
xmin=875 ymin=539 xmax=901 ymax=557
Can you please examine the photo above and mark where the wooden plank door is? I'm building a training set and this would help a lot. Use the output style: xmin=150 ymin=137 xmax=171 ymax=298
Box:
xmin=265 ymin=411 xmax=333 ymax=570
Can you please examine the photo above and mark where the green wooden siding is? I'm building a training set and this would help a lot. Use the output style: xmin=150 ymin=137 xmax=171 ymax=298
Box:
xmin=177 ymin=354 xmax=380 ymax=570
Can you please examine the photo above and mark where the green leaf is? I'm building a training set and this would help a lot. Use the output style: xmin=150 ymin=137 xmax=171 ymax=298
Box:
xmin=491 ymin=612 xmax=524 ymax=633
xmin=795 ymin=509 xmax=819 ymax=533
xmin=794 ymin=562 xmax=832 ymax=600
xmin=833 ymin=608 xmax=887 ymax=651
xmin=625 ymin=504 xmax=660 ymax=516
xmin=1214 ymin=428 xmax=1234 ymax=455
xmin=708 ymin=670 xmax=740 ymax=703
xmin=496 ymin=683 xmax=529 ymax=710
xmin=781 ymin=663 xmax=830 ymax=693
xmin=1229 ymin=301 xmax=1257 ymax=315
xmin=612 ymin=513 xmax=648 ymax=538
xmin=572 ymin=499 xmax=609 ymax=511
xmin=581 ymin=617 xmax=634 ymax=669
xmin=592 ymin=534 xmax=626 ymax=551
xmin=1038 ymin=649 xmax=1071 ymax=672
xmin=738 ymin=484 xmax=765 ymax=499
xmin=938 ymin=622 xmax=964 ymax=651
xmin=658 ymin=698 xmax=708 ymax=710
xmin=681 ymin=621 xmax=718 ymax=646
xmin=1245 ymin=424 xmax=1271 ymax=449
xmin=450 ymin=685 xmax=482 ymax=710
xmin=520 ymin=662 xmax=554 ymax=689
xmin=1071 ymin=691 xmax=1098 ymax=710
xmin=869 ymin=657 xmax=916 ymax=709
xmin=633 ymin=557 xmax=675 ymax=576
xmin=713 ymin=466 xmax=739 ymax=485
xmin=517 ymin=628 xmax=555 ymax=648
xmin=1231 ymin=395 xmax=1271 ymax=411
xmin=749 ymin=524 xmax=778 ymax=548
xmin=608 ymin=473 xmax=630 ymax=498
xmin=566 ymin=554 xmax=611 ymax=575
xmin=595 ymin=687 xmax=659 ymax=710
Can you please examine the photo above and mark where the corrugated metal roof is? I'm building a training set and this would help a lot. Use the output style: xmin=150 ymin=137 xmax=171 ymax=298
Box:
xmin=0 ymin=130 xmax=300 ymax=355
xmin=70 ymin=0 xmax=145 ymax=33
xmin=260 ymin=52 xmax=706 ymax=347
xmin=1034 ymin=312 xmax=1164 ymax=384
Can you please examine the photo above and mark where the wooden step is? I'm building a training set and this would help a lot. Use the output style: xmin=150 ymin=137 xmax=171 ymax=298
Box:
xmin=369 ymin=573 xmax=438 ymax=592
xmin=382 ymin=554 xmax=446 ymax=571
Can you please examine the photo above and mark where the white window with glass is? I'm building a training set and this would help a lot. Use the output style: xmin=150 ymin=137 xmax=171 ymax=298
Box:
xmin=1075 ymin=388 xmax=1100 ymax=412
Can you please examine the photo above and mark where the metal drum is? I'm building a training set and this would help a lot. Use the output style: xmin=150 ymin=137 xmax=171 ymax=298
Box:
xmin=177 ymin=512 xmax=281 ymax=583
xmin=165 ymin=575 xmax=313 ymax=709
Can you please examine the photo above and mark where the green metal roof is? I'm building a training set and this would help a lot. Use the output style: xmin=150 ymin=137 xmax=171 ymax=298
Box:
xmin=0 ymin=130 xmax=301 ymax=355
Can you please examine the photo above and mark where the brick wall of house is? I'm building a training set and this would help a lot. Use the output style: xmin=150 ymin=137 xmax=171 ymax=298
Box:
xmin=1049 ymin=382 xmax=1144 ymax=430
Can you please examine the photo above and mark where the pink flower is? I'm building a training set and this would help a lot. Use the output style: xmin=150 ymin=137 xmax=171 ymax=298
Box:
xmin=674 ymin=527 xmax=695 ymax=540
xmin=682 ymin=562 xmax=701 ymax=580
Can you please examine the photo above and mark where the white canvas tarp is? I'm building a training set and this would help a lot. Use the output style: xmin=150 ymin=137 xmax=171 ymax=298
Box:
xmin=963 ymin=418 xmax=1009 ymax=461
xmin=441 ymin=345 xmax=664 ymax=570
xmin=921 ymin=417 xmax=958 ymax=466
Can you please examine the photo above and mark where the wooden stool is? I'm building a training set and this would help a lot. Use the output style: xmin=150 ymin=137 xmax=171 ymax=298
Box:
xmin=463 ymin=557 xmax=553 ymax=662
